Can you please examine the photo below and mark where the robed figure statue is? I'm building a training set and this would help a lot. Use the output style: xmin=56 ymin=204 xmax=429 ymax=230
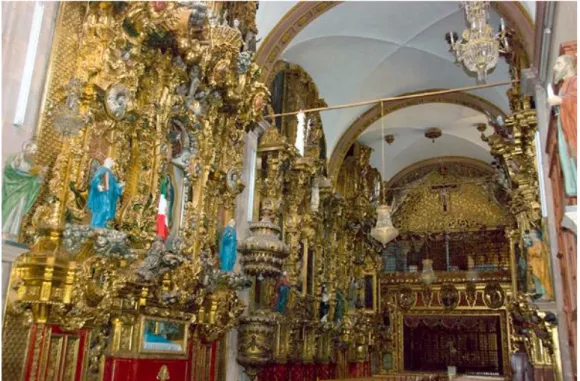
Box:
xmin=273 ymin=272 xmax=290 ymax=314
xmin=219 ymin=219 xmax=237 ymax=271
xmin=2 ymin=141 xmax=45 ymax=237
xmin=319 ymin=284 xmax=330 ymax=322
xmin=334 ymin=288 xmax=345 ymax=323
xmin=87 ymin=158 xmax=124 ymax=228
xmin=548 ymin=54 xmax=577 ymax=196
xmin=523 ymin=229 xmax=554 ymax=300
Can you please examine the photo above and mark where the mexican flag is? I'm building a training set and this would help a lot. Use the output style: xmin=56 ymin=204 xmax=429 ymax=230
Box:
xmin=156 ymin=179 xmax=170 ymax=241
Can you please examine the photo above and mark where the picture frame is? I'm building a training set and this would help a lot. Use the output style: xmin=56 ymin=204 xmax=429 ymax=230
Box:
xmin=362 ymin=272 xmax=377 ymax=313
xmin=138 ymin=316 xmax=189 ymax=355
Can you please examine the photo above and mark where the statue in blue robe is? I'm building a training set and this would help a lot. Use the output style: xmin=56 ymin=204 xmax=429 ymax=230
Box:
xmin=273 ymin=272 xmax=290 ymax=314
xmin=219 ymin=219 xmax=237 ymax=271
xmin=87 ymin=158 xmax=124 ymax=228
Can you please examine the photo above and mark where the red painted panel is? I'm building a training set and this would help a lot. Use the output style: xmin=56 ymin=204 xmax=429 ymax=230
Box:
xmin=303 ymin=363 xmax=315 ymax=381
xmin=209 ymin=341 xmax=217 ymax=381
xmin=103 ymin=357 xmax=188 ymax=381
xmin=315 ymin=363 xmax=333 ymax=380
xmin=103 ymin=357 xmax=137 ymax=381
xmin=136 ymin=358 xmax=188 ymax=381
xmin=23 ymin=324 xmax=39 ymax=381
xmin=289 ymin=362 xmax=305 ymax=381
xmin=258 ymin=364 xmax=288 ymax=381
xmin=348 ymin=361 xmax=371 ymax=378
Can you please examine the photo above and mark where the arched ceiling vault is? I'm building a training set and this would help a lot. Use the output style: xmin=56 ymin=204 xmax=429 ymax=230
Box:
xmin=255 ymin=2 xmax=535 ymax=182
xmin=256 ymin=2 xmax=534 ymax=80
xmin=327 ymin=91 xmax=507 ymax=182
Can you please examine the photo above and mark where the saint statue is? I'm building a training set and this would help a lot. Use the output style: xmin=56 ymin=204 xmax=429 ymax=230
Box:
xmin=311 ymin=177 xmax=320 ymax=212
xmin=219 ymin=219 xmax=237 ymax=272
xmin=347 ymin=279 xmax=359 ymax=310
xmin=87 ymin=158 xmax=124 ymax=228
xmin=523 ymin=229 xmax=554 ymax=300
xmin=334 ymin=288 xmax=345 ymax=323
xmin=2 ymin=141 xmax=45 ymax=237
xmin=319 ymin=284 xmax=330 ymax=322
xmin=273 ymin=271 xmax=290 ymax=314
xmin=548 ymin=54 xmax=577 ymax=196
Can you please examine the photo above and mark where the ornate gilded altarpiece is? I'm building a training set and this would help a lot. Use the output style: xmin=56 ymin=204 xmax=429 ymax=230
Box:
xmin=4 ymin=2 xmax=267 ymax=381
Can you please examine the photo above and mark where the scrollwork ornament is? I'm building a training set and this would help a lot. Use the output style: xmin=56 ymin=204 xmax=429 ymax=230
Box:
xmin=397 ymin=285 xmax=415 ymax=311
xmin=466 ymin=281 xmax=477 ymax=307
xmin=104 ymin=83 xmax=130 ymax=121
xmin=484 ymin=282 xmax=505 ymax=309
xmin=440 ymin=283 xmax=459 ymax=311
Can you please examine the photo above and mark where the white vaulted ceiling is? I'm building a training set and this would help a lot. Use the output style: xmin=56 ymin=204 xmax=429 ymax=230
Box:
xmin=358 ymin=103 xmax=493 ymax=180
xmin=255 ymin=1 xmax=533 ymax=181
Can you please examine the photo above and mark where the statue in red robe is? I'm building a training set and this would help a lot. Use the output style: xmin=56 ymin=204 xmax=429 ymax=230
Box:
xmin=548 ymin=54 xmax=577 ymax=196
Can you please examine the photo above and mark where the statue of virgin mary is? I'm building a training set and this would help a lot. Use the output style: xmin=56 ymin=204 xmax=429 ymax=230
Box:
xmin=219 ymin=219 xmax=237 ymax=271
xmin=87 ymin=158 xmax=124 ymax=228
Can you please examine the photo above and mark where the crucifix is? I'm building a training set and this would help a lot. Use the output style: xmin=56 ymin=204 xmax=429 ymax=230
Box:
xmin=431 ymin=184 xmax=458 ymax=213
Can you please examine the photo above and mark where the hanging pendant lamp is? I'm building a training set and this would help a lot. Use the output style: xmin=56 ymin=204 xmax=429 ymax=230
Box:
xmin=371 ymin=204 xmax=399 ymax=246
xmin=420 ymin=237 xmax=436 ymax=285
xmin=421 ymin=258 xmax=437 ymax=286
xmin=370 ymin=102 xmax=399 ymax=246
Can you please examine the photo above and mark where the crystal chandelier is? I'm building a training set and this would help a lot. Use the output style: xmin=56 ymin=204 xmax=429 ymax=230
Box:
xmin=446 ymin=1 xmax=510 ymax=81
xmin=370 ymin=204 xmax=399 ymax=246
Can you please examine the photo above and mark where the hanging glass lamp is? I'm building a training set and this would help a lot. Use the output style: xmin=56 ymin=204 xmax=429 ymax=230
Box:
xmin=370 ymin=204 xmax=399 ymax=246
xmin=421 ymin=258 xmax=437 ymax=286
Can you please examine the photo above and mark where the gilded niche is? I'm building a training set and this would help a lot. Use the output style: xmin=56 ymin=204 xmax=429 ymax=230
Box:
xmin=389 ymin=161 xmax=514 ymax=232
xmin=268 ymin=61 xmax=327 ymax=160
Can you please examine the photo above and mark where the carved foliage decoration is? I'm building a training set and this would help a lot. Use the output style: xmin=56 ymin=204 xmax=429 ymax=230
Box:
xmin=390 ymin=162 xmax=513 ymax=232
xmin=440 ymin=284 xmax=459 ymax=311
xmin=397 ymin=285 xmax=415 ymax=311
xmin=484 ymin=282 xmax=505 ymax=309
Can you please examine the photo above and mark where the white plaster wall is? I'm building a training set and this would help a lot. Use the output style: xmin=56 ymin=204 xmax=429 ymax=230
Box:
xmin=2 ymin=1 xmax=58 ymax=165
xmin=548 ymin=1 xmax=577 ymax=75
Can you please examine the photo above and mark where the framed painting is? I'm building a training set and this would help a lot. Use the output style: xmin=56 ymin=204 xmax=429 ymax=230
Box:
xmin=362 ymin=272 xmax=377 ymax=313
xmin=139 ymin=316 xmax=189 ymax=355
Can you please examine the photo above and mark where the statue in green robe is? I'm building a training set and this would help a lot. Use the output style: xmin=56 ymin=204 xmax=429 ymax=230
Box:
xmin=2 ymin=141 xmax=45 ymax=238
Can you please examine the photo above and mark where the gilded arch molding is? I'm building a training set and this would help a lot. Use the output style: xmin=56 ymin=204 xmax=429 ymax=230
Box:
xmin=385 ymin=156 xmax=495 ymax=190
xmin=256 ymin=1 xmax=535 ymax=83
xmin=327 ymin=91 xmax=507 ymax=183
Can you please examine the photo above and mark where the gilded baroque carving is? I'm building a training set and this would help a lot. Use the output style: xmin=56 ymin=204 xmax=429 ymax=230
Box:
xmin=6 ymin=4 xmax=264 ymax=379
